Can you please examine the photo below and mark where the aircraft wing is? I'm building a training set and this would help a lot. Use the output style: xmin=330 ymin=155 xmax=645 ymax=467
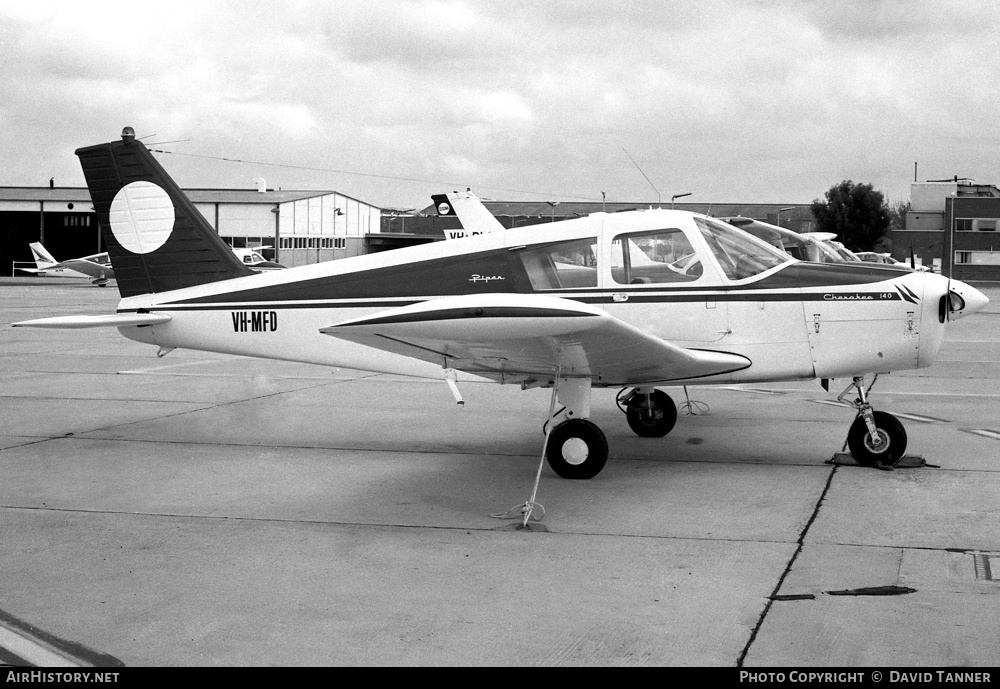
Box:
xmin=319 ymin=294 xmax=750 ymax=384
xmin=58 ymin=258 xmax=114 ymax=279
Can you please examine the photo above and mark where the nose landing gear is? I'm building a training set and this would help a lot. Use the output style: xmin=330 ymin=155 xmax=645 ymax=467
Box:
xmin=838 ymin=375 xmax=908 ymax=466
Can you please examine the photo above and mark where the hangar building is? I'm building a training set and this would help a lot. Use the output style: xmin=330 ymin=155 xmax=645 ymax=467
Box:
xmin=1 ymin=184 xmax=381 ymax=273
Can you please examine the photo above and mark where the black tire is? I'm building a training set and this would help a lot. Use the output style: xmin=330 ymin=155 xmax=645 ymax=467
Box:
xmin=625 ymin=390 xmax=678 ymax=438
xmin=546 ymin=419 xmax=609 ymax=479
xmin=847 ymin=411 xmax=907 ymax=466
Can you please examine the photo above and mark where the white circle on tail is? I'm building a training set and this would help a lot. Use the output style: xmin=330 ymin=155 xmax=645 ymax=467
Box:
xmin=109 ymin=181 xmax=175 ymax=254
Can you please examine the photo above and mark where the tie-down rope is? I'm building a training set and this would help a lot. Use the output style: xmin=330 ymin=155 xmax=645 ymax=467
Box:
xmin=491 ymin=371 xmax=562 ymax=526
xmin=679 ymin=385 xmax=710 ymax=415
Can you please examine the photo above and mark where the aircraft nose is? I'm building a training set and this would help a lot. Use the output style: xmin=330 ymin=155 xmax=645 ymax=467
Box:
xmin=945 ymin=280 xmax=990 ymax=321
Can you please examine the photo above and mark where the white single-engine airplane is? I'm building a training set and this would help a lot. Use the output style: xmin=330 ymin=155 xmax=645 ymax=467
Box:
xmin=14 ymin=128 xmax=990 ymax=479
xmin=21 ymin=242 xmax=115 ymax=287
xmin=231 ymin=247 xmax=286 ymax=272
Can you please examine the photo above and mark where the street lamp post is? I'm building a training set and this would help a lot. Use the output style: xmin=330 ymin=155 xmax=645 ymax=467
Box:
xmin=777 ymin=206 xmax=794 ymax=228
xmin=949 ymin=192 xmax=957 ymax=278
xmin=671 ymin=193 xmax=692 ymax=209
xmin=547 ymin=201 xmax=561 ymax=222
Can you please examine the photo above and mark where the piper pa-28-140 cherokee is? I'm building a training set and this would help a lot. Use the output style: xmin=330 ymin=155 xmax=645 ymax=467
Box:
xmin=14 ymin=128 xmax=989 ymax=479
xmin=21 ymin=241 xmax=115 ymax=287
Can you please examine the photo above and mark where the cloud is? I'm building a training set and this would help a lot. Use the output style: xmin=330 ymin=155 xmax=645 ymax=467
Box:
xmin=0 ymin=0 xmax=997 ymax=207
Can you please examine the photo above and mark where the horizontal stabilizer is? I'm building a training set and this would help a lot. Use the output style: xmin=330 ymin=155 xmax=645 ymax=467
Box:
xmin=13 ymin=313 xmax=171 ymax=329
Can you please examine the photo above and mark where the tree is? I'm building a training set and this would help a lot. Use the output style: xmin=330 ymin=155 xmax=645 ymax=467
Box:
xmin=810 ymin=180 xmax=892 ymax=252
xmin=888 ymin=199 xmax=910 ymax=231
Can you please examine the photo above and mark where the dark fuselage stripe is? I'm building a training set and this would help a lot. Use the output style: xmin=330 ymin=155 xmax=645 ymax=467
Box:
xmin=122 ymin=290 xmax=904 ymax=314
xmin=163 ymin=260 xmax=911 ymax=308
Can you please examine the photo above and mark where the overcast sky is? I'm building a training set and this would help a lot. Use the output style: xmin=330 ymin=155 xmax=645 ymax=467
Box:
xmin=1 ymin=0 xmax=997 ymax=210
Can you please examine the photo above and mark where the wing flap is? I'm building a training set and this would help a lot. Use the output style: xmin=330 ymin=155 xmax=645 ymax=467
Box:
xmin=321 ymin=294 xmax=750 ymax=384
xmin=13 ymin=313 xmax=171 ymax=329
xmin=324 ymin=293 xmax=607 ymax=340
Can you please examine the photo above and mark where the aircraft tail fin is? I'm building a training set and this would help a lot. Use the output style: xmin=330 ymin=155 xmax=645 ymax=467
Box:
xmin=75 ymin=127 xmax=254 ymax=298
xmin=432 ymin=190 xmax=505 ymax=240
xmin=29 ymin=242 xmax=58 ymax=268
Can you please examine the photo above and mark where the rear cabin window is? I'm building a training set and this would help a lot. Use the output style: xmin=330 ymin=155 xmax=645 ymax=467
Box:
xmin=518 ymin=238 xmax=599 ymax=290
xmin=611 ymin=229 xmax=702 ymax=285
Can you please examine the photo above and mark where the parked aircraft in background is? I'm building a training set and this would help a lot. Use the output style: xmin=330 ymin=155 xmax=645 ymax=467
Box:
xmin=19 ymin=242 xmax=115 ymax=286
xmin=855 ymin=251 xmax=927 ymax=271
xmin=856 ymin=251 xmax=892 ymax=264
xmin=14 ymin=128 xmax=990 ymax=480
xmin=718 ymin=217 xmax=844 ymax=264
xmin=19 ymin=242 xmax=283 ymax=284
xmin=434 ymin=190 xmax=504 ymax=240
xmin=801 ymin=232 xmax=863 ymax=263
xmin=232 ymin=247 xmax=285 ymax=271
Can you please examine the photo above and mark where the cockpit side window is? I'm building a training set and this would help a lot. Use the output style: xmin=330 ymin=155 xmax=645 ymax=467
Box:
xmin=611 ymin=228 xmax=702 ymax=285
xmin=695 ymin=216 xmax=791 ymax=280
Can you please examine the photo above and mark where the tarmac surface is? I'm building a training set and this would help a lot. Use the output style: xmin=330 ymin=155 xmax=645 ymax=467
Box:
xmin=1 ymin=277 xmax=998 ymax=667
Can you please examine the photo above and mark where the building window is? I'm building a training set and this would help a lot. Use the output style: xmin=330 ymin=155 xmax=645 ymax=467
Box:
xmin=977 ymin=220 xmax=996 ymax=232
xmin=958 ymin=251 xmax=1000 ymax=266
xmin=955 ymin=218 xmax=973 ymax=232
xmin=62 ymin=215 xmax=90 ymax=227
xmin=334 ymin=237 xmax=346 ymax=249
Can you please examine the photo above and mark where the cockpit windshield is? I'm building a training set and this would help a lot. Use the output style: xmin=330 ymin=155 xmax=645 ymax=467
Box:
xmin=694 ymin=216 xmax=793 ymax=280
xmin=722 ymin=217 xmax=838 ymax=263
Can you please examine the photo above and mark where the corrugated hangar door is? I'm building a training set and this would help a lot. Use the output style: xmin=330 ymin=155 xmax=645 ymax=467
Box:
xmin=217 ymin=203 xmax=277 ymax=241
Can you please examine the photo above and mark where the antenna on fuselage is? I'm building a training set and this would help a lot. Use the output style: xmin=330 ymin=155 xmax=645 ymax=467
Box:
xmin=621 ymin=147 xmax=661 ymax=207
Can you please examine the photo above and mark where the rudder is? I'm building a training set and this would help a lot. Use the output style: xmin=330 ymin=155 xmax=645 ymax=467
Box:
xmin=76 ymin=127 xmax=253 ymax=297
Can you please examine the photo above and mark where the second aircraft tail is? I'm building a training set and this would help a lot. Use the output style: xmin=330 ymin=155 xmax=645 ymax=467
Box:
xmin=28 ymin=242 xmax=58 ymax=268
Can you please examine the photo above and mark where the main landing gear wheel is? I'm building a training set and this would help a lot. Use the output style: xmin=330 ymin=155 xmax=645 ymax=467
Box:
xmin=625 ymin=390 xmax=678 ymax=438
xmin=847 ymin=411 xmax=907 ymax=466
xmin=546 ymin=419 xmax=609 ymax=480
